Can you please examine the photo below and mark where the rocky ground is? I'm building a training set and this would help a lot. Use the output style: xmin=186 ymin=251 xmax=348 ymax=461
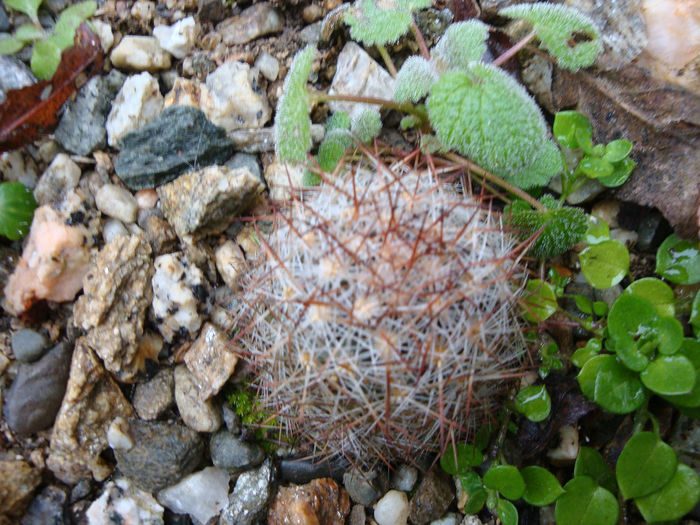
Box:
xmin=0 ymin=0 xmax=698 ymax=524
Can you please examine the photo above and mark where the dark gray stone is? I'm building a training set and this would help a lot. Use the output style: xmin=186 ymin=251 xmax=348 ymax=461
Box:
xmin=3 ymin=342 xmax=72 ymax=435
xmin=20 ymin=485 xmax=67 ymax=525
xmin=343 ymin=468 xmax=379 ymax=506
xmin=279 ymin=456 xmax=349 ymax=484
xmin=0 ymin=55 xmax=35 ymax=104
xmin=408 ymin=469 xmax=454 ymax=525
xmin=113 ymin=419 xmax=204 ymax=492
xmin=55 ymin=70 xmax=125 ymax=155
xmin=198 ymin=0 xmax=225 ymax=23
xmin=114 ymin=105 xmax=235 ymax=190
xmin=225 ymin=152 xmax=263 ymax=184
xmin=636 ymin=211 xmax=668 ymax=253
xmin=220 ymin=458 xmax=276 ymax=525
xmin=11 ymin=329 xmax=49 ymax=363
xmin=210 ymin=430 xmax=265 ymax=473
xmin=0 ymin=5 xmax=10 ymax=32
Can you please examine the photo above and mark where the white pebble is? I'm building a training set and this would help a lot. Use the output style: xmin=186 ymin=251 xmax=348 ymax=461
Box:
xmin=374 ymin=490 xmax=409 ymax=525
xmin=392 ymin=464 xmax=418 ymax=492
xmin=95 ymin=184 xmax=139 ymax=223
xmin=430 ymin=512 xmax=462 ymax=525
xmin=153 ymin=16 xmax=198 ymax=59
xmin=255 ymin=51 xmax=280 ymax=81
xmin=158 ymin=467 xmax=229 ymax=524
xmin=135 ymin=188 xmax=159 ymax=209
xmin=106 ymin=72 xmax=164 ymax=147
xmin=110 ymin=35 xmax=171 ymax=71
xmin=103 ymin=218 xmax=129 ymax=244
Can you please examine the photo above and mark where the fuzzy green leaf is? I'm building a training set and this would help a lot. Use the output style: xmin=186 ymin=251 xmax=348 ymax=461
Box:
xmin=326 ymin=111 xmax=351 ymax=132
xmin=275 ymin=45 xmax=316 ymax=164
xmin=500 ymin=3 xmax=602 ymax=71
xmin=351 ymin=108 xmax=382 ymax=143
xmin=427 ymin=64 xmax=550 ymax=178
xmin=317 ymin=129 xmax=352 ymax=172
xmin=507 ymin=139 xmax=563 ymax=189
xmin=431 ymin=20 xmax=489 ymax=71
xmin=5 ymin=0 xmax=43 ymax=24
xmin=51 ymin=1 xmax=97 ymax=50
xmin=393 ymin=56 xmax=436 ymax=103
xmin=510 ymin=204 xmax=588 ymax=258
xmin=31 ymin=37 xmax=62 ymax=79
xmin=344 ymin=0 xmax=415 ymax=46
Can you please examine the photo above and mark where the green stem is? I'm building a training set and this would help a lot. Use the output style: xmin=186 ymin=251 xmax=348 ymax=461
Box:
xmin=377 ymin=44 xmax=398 ymax=77
xmin=632 ymin=398 xmax=651 ymax=435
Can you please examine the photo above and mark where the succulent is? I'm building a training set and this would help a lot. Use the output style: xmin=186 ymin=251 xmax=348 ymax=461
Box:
xmin=233 ymin=158 xmax=526 ymax=464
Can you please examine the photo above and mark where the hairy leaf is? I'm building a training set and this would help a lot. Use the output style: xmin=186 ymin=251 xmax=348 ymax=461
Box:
xmin=510 ymin=204 xmax=588 ymax=258
xmin=14 ymin=24 xmax=45 ymax=43
xmin=344 ymin=0 xmax=415 ymax=46
xmin=393 ymin=56 xmax=436 ymax=103
xmin=51 ymin=1 xmax=97 ymax=51
xmin=508 ymin=140 xmax=563 ymax=189
xmin=431 ymin=20 xmax=489 ymax=72
xmin=427 ymin=64 xmax=550 ymax=179
xmin=351 ymin=108 xmax=382 ymax=143
xmin=317 ymin=128 xmax=353 ymax=172
xmin=500 ymin=3 xmax=602 ymax=71
xmin=326 ymin=111 xmax=351 ymax=132
xmin=274 ymin=45 xmax=316 ymax=164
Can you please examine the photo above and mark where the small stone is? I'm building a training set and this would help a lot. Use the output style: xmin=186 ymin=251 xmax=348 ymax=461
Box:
xmin=106 ymin=72 xmax=164 ymax=148
xmin=267 ymin=477 xmax=350 ymax=525
xmin=55 ymin=70 xmax=125 ymax=155
xmin=225 ymin=152 xmax=263 ymax=181
xmin=215 ymin=240 xmax=245 ymax=290
xmin=95 ymin=183 xmax=139 ymax=223
xmin=374 ymin=490 xmax=409 ymax=525
xmin=91 ymin=19 xmax=114 ymax=52
xmin=86 ymin=478 xmax=164 ymax=525
xmin=300 ymin=21 xmax=322 ymax=44
xmin=549 ymin=174 xmax=605 ymax=204
xmin=636 ymin=211 xmax=666 ymax=252
xmin=348 ymin=504 xmax=366 ymax=525
xmin=142 ymin=214 xmax=178 ymax=255
xmin=102 ymin=218 xmax=130 ymax=244
xmin=222 ymin=405 xmax=241 ymax=434
xmin=152 ymin=251 xmax=211 ymax=343
xmin=136 ymin=188 xmax=159 ymax=209
xmin=391 ymin=464 xmax=418 ymax=492
xmin=210 ymin=430 xmax=265 ymax=473
xmin=0 ymin=5 xmax=10 ymax=32
xmin=547 ymin=425 xmax=580 ymax=465
xmin=594 ymin=284 xmax=623 ymax=309
xmin=0 ymin=460 xmax=42 ymax=521
xmin=157 ymin=467 xmax=229 ymax=525
xmin=610 ymin=227 xmax=638 ymax=248
xmin=133 ymin=367 xmax=175 ymax=420
xmin=229 ymin=124 xmax=325 ymax=153
xmin=460 ymin=516 xmax=485 ymax=525
xmin=303 ymin=3 xmax=324 ymax=23
xmin=158 ymin=165 xmax=265 ymax=239
xmin=11 ymin=328 xmax=49 ymax=363
xmin=174 ymin=365 xmax=221 ymax=432
xmin=107 ymin=417 xmax=134 ymax=451
xmin=591 ymin=200 xmax=621 ymax=228
xmin=47 ymin=338 xmax=135 ymax=484
xmin=198 ymin=0 xmax=225 ymax=23
xmin=221 ymin=458 xmax=276 ymax=525
xmin=0 ymin=150 xmax=39 ymax=189
xmin=33 ymin=153 xmax=81 ymax=206
xmin=110 ymin=35 xmax=171 ymax=72
xmin=21 ymin=485 xmax=68 ymax=525
xmin=329 ymin=42 xmax=395 ymax=120
xmin=114 ymin=105 xmax=234 ymax=190
xmin=431 ymin=513 xmax=463 ymax=525
xmin=0 ymin=54 xmax=35 ymax=105
xmin=184 ymin=323 xmax=239 ymax=399
xmin=153 ymin=16 xmax=198 ymax=59
xmin=255 ymin=51 xmax=280 ymax=81
xmin=264 ymin=161 xmax=307 ymax=201
xmin=216 ymin=3 xmax=283 ymax=45
xmin=408 ymin=469 xmax=455 ymax=525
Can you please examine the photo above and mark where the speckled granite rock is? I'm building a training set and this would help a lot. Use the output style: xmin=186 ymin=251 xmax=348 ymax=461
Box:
xmin=174 ymin=364 xmax=221 ymax=433
xmin=0 ymin=460 xmax=42 ymax=522
xmin=216 ymin=3 xmax=283 ymax=45
xmin=267 ymin=477 xmax=351 ymax=525
xmin=73 ymin=234 xmax=154 ymax=382
xmin=221 ymin=458 xmax=276 ymax=525
xmin=184 ymin=323 xmax=238 ymax=399
xmin=47 ymin=338 xmax=135 ymax=485
xmin=86 ymin=478 xmax=164 ymax=524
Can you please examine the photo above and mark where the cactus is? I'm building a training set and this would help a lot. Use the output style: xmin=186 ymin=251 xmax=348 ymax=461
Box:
xmin=233 ymin=156 xmax=526 ymax=464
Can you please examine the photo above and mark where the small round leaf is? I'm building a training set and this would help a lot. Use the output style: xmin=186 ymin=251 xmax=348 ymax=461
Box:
xmin=0 ymin=181 xmax=37 ymax=240
xmin=624 ymin=277 xmax=675 ymax=318
xmin=484 ymin=465 xmax=525 ymax=500
xmin=555 ymin=476 xmax=618 ymax=525
xmin=552 ymin=110 xmax=592 ymax=149
xmin=521 ymin=465 xmax=564 ymax=506
xmin=603 ymin=139 xmax=632 ymax=163
xmin=593 ymin=356 xmax=646 ymax=414
xmin=584 ymin=215 xmax=610 ymax=245
xmin=634 ymin=463 xmax=700 ymax=522
xmin=662 ymin=339 xmax=700 ymax=407
xmin=577 ymin=354 xmax=611 ymax=400
xmin=522 ymin=279 xmax=558 ymax=322
xmin=616 ymin=431 xmax=677 ymax=500
xmin=515 ymin=385 xmax=551 ymax=422
xmin=597 ymin=157 xmax=635 ymax=188
xmin=640 ymin=355 xmax=696 ymax=395
xmin=574 ymin=447 xmax=616 ymax=494
xmin=579 ymin=157 xmax=613 ymax=178
xmin=440 ymin=443 xmax=483 ymax=475
xmin=656 ymin=234 xmax=700 ymax=285
xmin=579 ymin=239 xmax=629 ymax=289
xmin=497 ymin=498 xmax=518 ymax=525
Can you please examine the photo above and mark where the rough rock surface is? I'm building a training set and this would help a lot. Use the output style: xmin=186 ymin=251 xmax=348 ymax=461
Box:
xmin=184 ymin=322 xmax=239 ymax=399
xmin=20 ymin=485 xmax=68 ymax=525
xmin=109 ymin=35 xmax=171 ymax=71
xmin=85 ymin=478 xmax=164 ymax=525
xmin=221 ymin=459 xmax=276 ymax=525
xmin=47 ymin=338 xmax=135 ymax=485
xmin=133 ymin=367 xmax=174 ymax=420
xmin=157 ymin=467 xmax=229 ymax=524
xmin=157 ymin=165 xmax=265 ymax=239
xmin=407 ymin=469 xmax=455 ymax=525
xmin=106 ymin=71 xmax=164 ymax=148
xmin=210 ymin=430 xmax=265 ymax=473
xmin=33 ymin=153 xmax=81 ymax=206
xmin=216 ymin=3 xmax=283 ymax=45
xmin=174 ymin=364 xmax=221 ymax=432
xmin=267 ymin=477 xmax=351 ymax=525
xmin=0 ymin=460 xmax=42 ymax=522
xmin=73 ymin=234 xmax=154 ymax=381
xmin=114 ymin=105 xmax=235 ymax=190
xmin=153 ymin=16 xmax=198 ymax=59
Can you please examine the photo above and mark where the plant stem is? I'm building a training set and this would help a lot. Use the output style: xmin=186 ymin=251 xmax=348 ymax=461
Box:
xmin=411 ymin=20 xmax=431 ymax=61
xmin=309 ymin=92 xmax=427 ymax=122
xmin=377 ymin=44 xmax=398 ymax=77
xmin=492 ymin=29 xmax=537 ymax=67
xmin=445 ymin=153 xmax=545 ymax=211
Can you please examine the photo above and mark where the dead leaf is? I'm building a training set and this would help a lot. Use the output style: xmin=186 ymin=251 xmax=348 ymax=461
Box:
xmin=0 ymin=22 xmax=103 ymax=153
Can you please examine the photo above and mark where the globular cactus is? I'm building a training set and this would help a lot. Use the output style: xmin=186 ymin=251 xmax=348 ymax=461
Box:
xmin=233 ymin=156 xmax=526 ymax=464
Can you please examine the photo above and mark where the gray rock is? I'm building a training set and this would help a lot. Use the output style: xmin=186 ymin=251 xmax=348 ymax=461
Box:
xmin=113 ymin=419 xmax=205 ymax=493
xmin=279 ymin=456 xmax=349 ymax=485
xmin=408 ymin=469 xmax=454 ymax=525
xmin=220 ymin=458 xmax=276 ymax=525
xmin=3 ymin=342 xmax=72 ymax=435
xmin=229 ymin=124 xmax=324 ymax=153
xmin=0 ymin=460 xmax=42 ymax=521
xmin=255 ymin=52 xmax=279 ymax=81
xmin=299 ymin=21 xmax=322 ymax=44
xmin=594 ymin=284 xmax=623 ymax=308
xmin=95 ymin=183 xmax=139 ymax=223
xmin=210 ymin=431 xmax=265 ymax=473
xmin=222 ymin=405 xmax=241 ymax=434
xmin=198 ymin=0 xmax=225 ymax=23
xmin=348 ymin=504 xmax=366 ymax=525
xmin=226 ymin=152 xmax=263 ymax=182
xmin=216 ymin=3 xmax=283 ymax=45
xmin=114 ymin=105 xmax=235 ymax=190
xmin=0 ymin=54 xmax=35 ymax=104
xmin=549 ymin=174 xmax=605 ymax=204
xmin=343 ymin=468 xmax=379 ymax=506
xmin=11 ymin=329 xmax=49 ymax=363
xmin=391 ymin=464 xmax=418 ymax=492
xmin=635 ymin=211 xmax=666 ymax=252
xmin=55 ymin=70 xmax=125 ymax=155
xmin=20 ymin=485 xmax=67 ymax=525
xmin=0 ymin=5 xmax=9 ymax=32
xmin=133 ymin=367 xmax=174 ymax=421
xmin=33 ymin=153 xmax=82 ymax=206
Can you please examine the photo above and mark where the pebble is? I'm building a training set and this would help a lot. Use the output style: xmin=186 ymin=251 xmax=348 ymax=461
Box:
xmin=255 ymin=51 xmax=280 ymax=81
xmin=4 ymin=341 xmax=72 ymax=434
xmin=142 ymin=214 xmax=178 ymax=255
xmin=636 ymin=211 xmax=667 ymax=252
xmin=102 ymin=218 xmax=130 ymax=243
xmin=408 ymin=469 xmax=455 ymax=525
xmin=391 ymin=464 xmax=418 ymax=492
xmin=0 ymin=54 xmax=35 ymax=104
xmin=0 ymin=460 xmax=42 ymax=521
xmin=110 ymin=35 xmax=172 ymax=71
xmin=112 ymin=418 xmax=205 ymax=493
xmin=300 ymin=21 xmax=323 ymax=44
xmin=21 ymin=485 xmax=68 ymax=525
xmin=198 ymin=0 xmax=225 ymax=23
xmin=329 ymin=42 xmax=395 ymax=120
xmin=591 ymin=200 xmax=620 ymax=228
xmin=210 ymin=430 xmax=265 ymax=473
xmin=184 ymin=323 xmax=239 ymax=399
xmin=215 ymin=240 xmax=245 ymax=290
xmin=268 ymin=477 xmax=351 ymax=525
xmin=153 ymin=16 xmax=198 ymax=59
xmin=216 ymin=3 xmax=283 ymax=45
xmin=95 ymin=183 xmax=139 ymax=223
xmin=0 ymin=4 xmax=9 ymax=32
xmin=220 ymin=458 xmax=276 ymax=525
xmin=431 ymin=513 xmax=462 ymax=525
xmin=547 ymin=425 xmax=580 ymax=465
xmin=157 ymin=467 xmax=230 ymax=525
xmin=130 ymin=0 xmax=155 ymax=23
xmin=610 ymin=227 xmax=638 ymax=248
xmin=133 ymin=367 xmax=175 ymax=420
xmin=135 ymin=188 xmax=159 ymax=209
xmin=11 ymin=328 xmax=49 ymax=363
xmin=0 ymin=150 xmax=39 ymax=189
xmin=114 ymin=105 xmax=234 ymax=190
xmin=594 ymin=283 xmax=623 ymax=308
xmin=152 ymin=251 xmax=211 ymax=342
xmin=174 ymin=364 xmax=222 ymax=432
xmin=549 ymin=175 xmax=605 ymax=204
xmin=91 ymin=19 xmax=114 ymax=52
xmin=343 ymin=468 xmax=379 ymax=506
xmin=226 ymin=152 xmax=263 ymax=183
xmin=33 ymin=153 xmax=81 ymax=206
xmin=374 ymin=490 xmax=409 ymax=525
xmin=55 ymin=70 xmax=125 ymax=155
xmin=348 ymin=504 xmax=366 ymax=525
xmin=303 ymin=3 xmax=324 ymax=23
xmin=263 ymin=161 xmax=307 ymax=201
xmin=85 ymin=478 xmax=164 ymax=525
xmin=106 ymin=72 xmax=164 ymax=148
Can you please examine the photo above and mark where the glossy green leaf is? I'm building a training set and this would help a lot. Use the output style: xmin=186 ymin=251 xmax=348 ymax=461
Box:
xmin=616 ymin=432 xmax=676 ymax=500
xmin=577 ymin=354 xmax=610 ymax=399
xmin=575 ymin=127 xmax=594 ymax=155
xmin=552 ymin=110 xmax=592 ymax=149
xmin=0 ymin=36 xmax=25 ymax=54
xmin=579 ymin=156 xmax=613 ymax=178
xmin=597 ymin=157 xmax=635 ymax=188
xmin=653 ymin=315 xmax=683 ymax=355
xmin=603 ymin=139 xmax=632 ymax=162
xmin=0 ymin=182 xmax=37 ymax=241
xmin=593 ymin=356 xmax=646 ymax=413
xmin=579 ymin=239 xmax=629 ymax=289
xmin=662 ymin=339 xmax=700 ymax=407
xmin=593 ymin=301 xmax=608 ymax=317
xmin=574 ymin=294 xmax=593 ymax=314
xmin=574 ymin=447 xmax=616 ymax=494
xmin=5 ymin=0 xmax=43 ymax=23
xmin=571 ymin=338 xmax=602 ymax=368
xmin=515 ymin=384 xmax=551 ymax=422
xmin=691 ymin=292 xmax=700 ymax=338
xmin=641 ymin=355 xmax=695 ymax=395
xmin=484 ymin=465 xmax=525 ymax=500
xmin=634 ymin=463 xmax=700 ymax=522
xmin=521 ymin=466 xmax=564 ymax=506
xmin=584 ymin=214 xmax=610 ymax=245
xmin=624 ymin=277 xmax=675 ymax=318
xmin=497 ymin=498 xmax=518 ymax=525
xmin=555 ymin=476 xmax=618 ymax=525
xmin=522 ymin=279 xmax=558 ymax=322
xmin=607 ymin=293 xmax=657 ymax=371
xmin=656 ymin=233 xmax=700 ymax=284
xmin=460 ymin=471 xmax=487 ymax=514
xmin=440 ymin=443 xmax=483 ymax=475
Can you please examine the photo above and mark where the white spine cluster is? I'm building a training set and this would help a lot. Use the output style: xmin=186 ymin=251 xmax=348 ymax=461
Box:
xmin=235 ymin=162 xmax=525 ymax=463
